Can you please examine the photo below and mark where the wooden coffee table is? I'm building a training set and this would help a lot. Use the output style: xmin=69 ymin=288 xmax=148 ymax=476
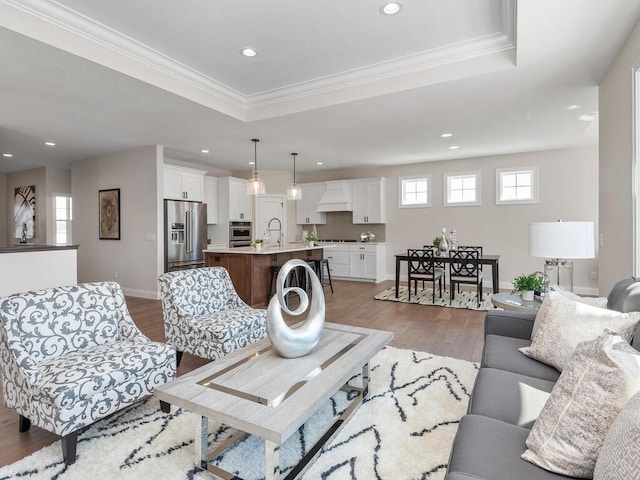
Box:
xmin=155 ymin=322 xmax=393 ymax=480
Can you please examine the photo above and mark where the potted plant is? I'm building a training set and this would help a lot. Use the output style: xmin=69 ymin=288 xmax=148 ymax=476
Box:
xmin=306 ymin=234 xmax=318 ymax=247
xmin=253 ymin=239 xmax=263 ymax=251
xmin=432 ymin=236 xmax=442 ymax=253
xmin=512 ymin=273 xmax=542 ymax=301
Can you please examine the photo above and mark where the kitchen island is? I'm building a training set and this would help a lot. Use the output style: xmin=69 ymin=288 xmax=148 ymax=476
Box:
xmin=204 ymin=244 xmax=331 ymax=307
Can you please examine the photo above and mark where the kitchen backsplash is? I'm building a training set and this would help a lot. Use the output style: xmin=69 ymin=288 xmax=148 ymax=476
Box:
xmin=301 ymin=211 xmax=386 ymax=242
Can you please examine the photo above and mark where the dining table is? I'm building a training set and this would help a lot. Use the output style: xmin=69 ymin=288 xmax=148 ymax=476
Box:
xmin=395 ymin=252 xmax=500 ymax=297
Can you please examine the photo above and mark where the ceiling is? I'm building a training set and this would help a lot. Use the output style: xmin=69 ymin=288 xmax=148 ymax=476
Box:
xmin=0 ymin=0 xmax=639 ymax=175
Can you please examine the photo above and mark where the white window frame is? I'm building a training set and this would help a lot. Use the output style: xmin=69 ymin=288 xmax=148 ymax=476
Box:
xmin=54 ymin=194 xmax=72 ymax=244
xmin=495 ymin=166 xmax=539 ymax=205
xmin=444 ymin=171 xmax=481 ymax=207
xmin=398 ymin=175 xmax=431 ymax=208
xmin=634 ymin=57 xmax=640 ymax=276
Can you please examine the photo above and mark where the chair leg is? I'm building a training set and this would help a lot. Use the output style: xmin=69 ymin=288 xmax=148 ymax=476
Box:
xmin=325 ymin=261 xmax=333 ymax=294
xmin=160 ymin=400 xmax=171 ymax=413
xmin=62 ymin=431 xmax=78 ymax=465
xmin=450 ymin=281 xmax=455 ymax=305
xmin=19 ymin=415 xmax=31 ymax=433
xmin=176 ymin=350 xmax=184 ymax=368
xmin=431 ymin=279 xmax=436 ymax=303
xmin=438 ymin=278 xmax=442 ymax=298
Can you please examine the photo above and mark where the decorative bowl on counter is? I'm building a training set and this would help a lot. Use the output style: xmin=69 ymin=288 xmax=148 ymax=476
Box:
xmin=360 ymin=231 xmax=376 ymax=242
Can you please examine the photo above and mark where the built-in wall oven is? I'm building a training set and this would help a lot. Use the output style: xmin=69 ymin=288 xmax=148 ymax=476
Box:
xmin=229 ymin=221 xmax=252 ymax=248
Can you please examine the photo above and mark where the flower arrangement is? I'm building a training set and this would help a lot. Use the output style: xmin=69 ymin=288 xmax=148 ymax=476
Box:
xmin=306 ymin=234 xmax=318 ymax=242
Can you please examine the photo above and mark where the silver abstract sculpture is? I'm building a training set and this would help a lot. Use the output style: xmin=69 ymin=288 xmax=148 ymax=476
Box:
xmin=266 ymin=259 xmax=326 ymax=358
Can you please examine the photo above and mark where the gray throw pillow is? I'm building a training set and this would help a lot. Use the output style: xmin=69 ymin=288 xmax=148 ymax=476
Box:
xmin=520 ymin=290 xmax=640 ymax=371
xmin=522 ymin=330 xmax=640 ymax=478
xmin=593 ymin=391 xmax=640 ymax=480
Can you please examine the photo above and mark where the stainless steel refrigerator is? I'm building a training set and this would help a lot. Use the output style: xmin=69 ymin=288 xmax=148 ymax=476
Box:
xmin=164 ymin=199 xmax=207 ymax=272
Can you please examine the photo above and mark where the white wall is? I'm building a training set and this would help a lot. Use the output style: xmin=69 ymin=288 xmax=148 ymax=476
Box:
xmin=599 ymin=19 xmax=640 ymax=293
xmin=71 ymin=145 xmax=163 ymax=298
xmin=301 ymin=146 xmax=599 ymax=294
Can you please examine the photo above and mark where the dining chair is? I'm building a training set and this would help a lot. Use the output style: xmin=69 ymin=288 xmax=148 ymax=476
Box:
xmin=407 ymin=247 xmax=444 ymax=302
xmin=449 ymin=249 xmax=483 ymax=307
xmin=454 ymin=246 xmax=484 ymax=292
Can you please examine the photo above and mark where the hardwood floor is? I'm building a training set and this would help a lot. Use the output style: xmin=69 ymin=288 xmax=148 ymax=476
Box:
xmin=0 ymin=279 xmax=485 ymax=467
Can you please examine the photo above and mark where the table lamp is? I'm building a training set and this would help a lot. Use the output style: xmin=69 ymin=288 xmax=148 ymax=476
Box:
xmin=528 ymin=221 xmax=595 ymax=292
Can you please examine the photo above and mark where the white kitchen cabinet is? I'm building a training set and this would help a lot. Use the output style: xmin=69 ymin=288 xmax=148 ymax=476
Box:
xmin=348 ymin=243 xmax=386 ymax=282
xmin=204 ymin=176 xmax=218 ymax=224
xmin=163 ymin=165 xmax=206 ymax=201
xmin=218 ymin=176 xmax=252 ymax=222
xmin=352 ymin=177 xmax=386 ymax=224
xmin=296 ymin=182 xmax=327 ymax=225
xmin=324 ymin=245 xmax=350 ymax=277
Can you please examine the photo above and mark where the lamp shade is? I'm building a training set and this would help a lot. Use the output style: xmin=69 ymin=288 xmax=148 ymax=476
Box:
xmin=528 ymin=221 xmax=595 ymax=259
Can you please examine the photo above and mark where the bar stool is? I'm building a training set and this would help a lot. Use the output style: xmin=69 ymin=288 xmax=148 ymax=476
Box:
xmin=267 ymin=265 xmax=302 ymax=303
xmin=312 ymin=258 xmax=333 ymax=294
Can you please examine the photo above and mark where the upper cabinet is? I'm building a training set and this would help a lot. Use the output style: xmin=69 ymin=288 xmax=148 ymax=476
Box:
xmin=296 ymin=182 xmax=327 ymax=225
xmin=352 ymin=177 xmax=386 ymax=224
xmin=164 ymin=165 xmax=206 ymax=201
xmin=204 ymin=176 xmax=218 ymax=224
xmin=218 ymin=176 xmax=252 ymax=221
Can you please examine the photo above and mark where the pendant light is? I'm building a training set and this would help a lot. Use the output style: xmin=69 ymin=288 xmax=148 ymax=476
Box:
xmin=247 ymin=138 xmax=265 ymax=195
xmin=286 ymin=152 xmax=302 ymax=200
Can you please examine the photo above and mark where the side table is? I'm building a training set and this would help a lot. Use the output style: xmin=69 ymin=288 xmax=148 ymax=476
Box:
xmin=490 ymin=292 xmax=543 ymax=312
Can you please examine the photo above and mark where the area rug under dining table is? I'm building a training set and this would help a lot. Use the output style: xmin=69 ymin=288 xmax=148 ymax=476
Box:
xmin=374 ymin=286 xmax=495 ymax=311
xmin=0 ymin=346 xmax=478 ymax=480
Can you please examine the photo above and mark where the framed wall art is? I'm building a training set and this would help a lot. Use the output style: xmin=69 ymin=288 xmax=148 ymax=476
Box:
xmin=14 ymin=185 xmax=36 ymax=243
xmin=99 ymin=188 xmax=120 ymax=240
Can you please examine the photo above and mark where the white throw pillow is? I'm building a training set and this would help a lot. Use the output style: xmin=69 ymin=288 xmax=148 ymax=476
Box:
xmin=520 ymin=290 xmax=640 ymax=371
xmin=522 ymin=331 xmax=640 ymax=478
xmin=593 ymin=391 xmax=640 ymax=480
xmin=531 ymin=287 xmax=608 ymax=339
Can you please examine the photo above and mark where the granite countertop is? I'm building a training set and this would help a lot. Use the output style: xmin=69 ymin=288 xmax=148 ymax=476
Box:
xmin=204 ymin=244 xmax=335 ymax=255
xmin=0 ymin=244 xmax=79 ymax=254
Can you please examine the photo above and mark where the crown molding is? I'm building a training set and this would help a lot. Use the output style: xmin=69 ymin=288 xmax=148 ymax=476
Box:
xmin=0 ymin=0 xmax=517 ymax=121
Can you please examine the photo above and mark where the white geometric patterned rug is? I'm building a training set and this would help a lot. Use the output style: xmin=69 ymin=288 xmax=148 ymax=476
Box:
xmin=0 ymin=347 xmax=478 ymax=480
xmin=374 ymin=286 xmax=496 ymax=311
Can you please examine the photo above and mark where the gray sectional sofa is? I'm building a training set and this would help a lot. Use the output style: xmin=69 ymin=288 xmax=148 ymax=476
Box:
xmin=445 ymin=277 xmax=640 ymax=480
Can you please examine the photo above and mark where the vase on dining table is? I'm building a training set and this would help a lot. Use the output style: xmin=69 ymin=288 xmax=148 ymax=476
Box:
xmin=439 ymin=228 xmax=449 ymax=256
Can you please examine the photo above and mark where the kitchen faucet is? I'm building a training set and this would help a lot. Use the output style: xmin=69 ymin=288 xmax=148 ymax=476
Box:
xmin=267 ymin=217 xmax=282 ymax=247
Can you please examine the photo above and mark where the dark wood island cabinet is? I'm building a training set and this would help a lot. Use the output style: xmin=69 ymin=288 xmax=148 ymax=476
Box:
xmin=204 ymin=245 xmax=327 ymax=307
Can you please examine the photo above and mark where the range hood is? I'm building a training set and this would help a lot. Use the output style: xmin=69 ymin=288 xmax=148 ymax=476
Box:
xmin=316 ymin=180 xmax=353 ymax=212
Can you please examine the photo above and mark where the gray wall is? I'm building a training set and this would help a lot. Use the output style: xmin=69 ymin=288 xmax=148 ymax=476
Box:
xmin=71 ymin=145 xmax=163 ymax=298
xmin=4 ymin=167 xmax=71 ymax=246
xmin=0 ymin=173 xmax=6 ymax=246
xmin=301 ymin=146 xmax=599 ymax=294
xmin=599 ymin=19 xmax=640 ymax=293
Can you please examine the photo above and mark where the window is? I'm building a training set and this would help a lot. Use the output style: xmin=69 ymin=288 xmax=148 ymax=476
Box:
xmin=54 ymin=194 xmax=72 ymax=244
xmin=444 ymin=171 xmax=480 ymax=206
xmin=496 ymin=167 xmax=538 ymax=205
xmin=398 ymin=176 xmax=430 ymax=208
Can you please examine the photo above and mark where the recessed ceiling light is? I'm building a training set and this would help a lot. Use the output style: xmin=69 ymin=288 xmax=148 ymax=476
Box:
xmin=200 ymin=149 xmax=209 ymax=154
xmin=448 ymin=145 xmax=460 ymax=150
xmin=567 ymin=105 xmax=581 ymax=110
xmin=380 ymin=2 xmax=402 ymax=15
xmin=249 ymin=161 xmax=255 ymax=165
xmin=316 ymin=162 xmax=324 ymax=166
xmin=241 ymin=48 xmax=258 ymax=57
xmin=440 ymin=133 xmax=453 ymax=138
xmin=2 ymin=153 xmax=13 ymax=158
xmin=44 ymin=141 xmax=56 ymax=146
xmin=578 ymin=113 xmax=598 ymax=122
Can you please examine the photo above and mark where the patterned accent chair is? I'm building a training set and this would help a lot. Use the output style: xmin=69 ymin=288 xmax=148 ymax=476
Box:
xmin=158 ymin=267 xmax=267 ymax=367
xmin=0 ymin=282 xmax=177 ymax=466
